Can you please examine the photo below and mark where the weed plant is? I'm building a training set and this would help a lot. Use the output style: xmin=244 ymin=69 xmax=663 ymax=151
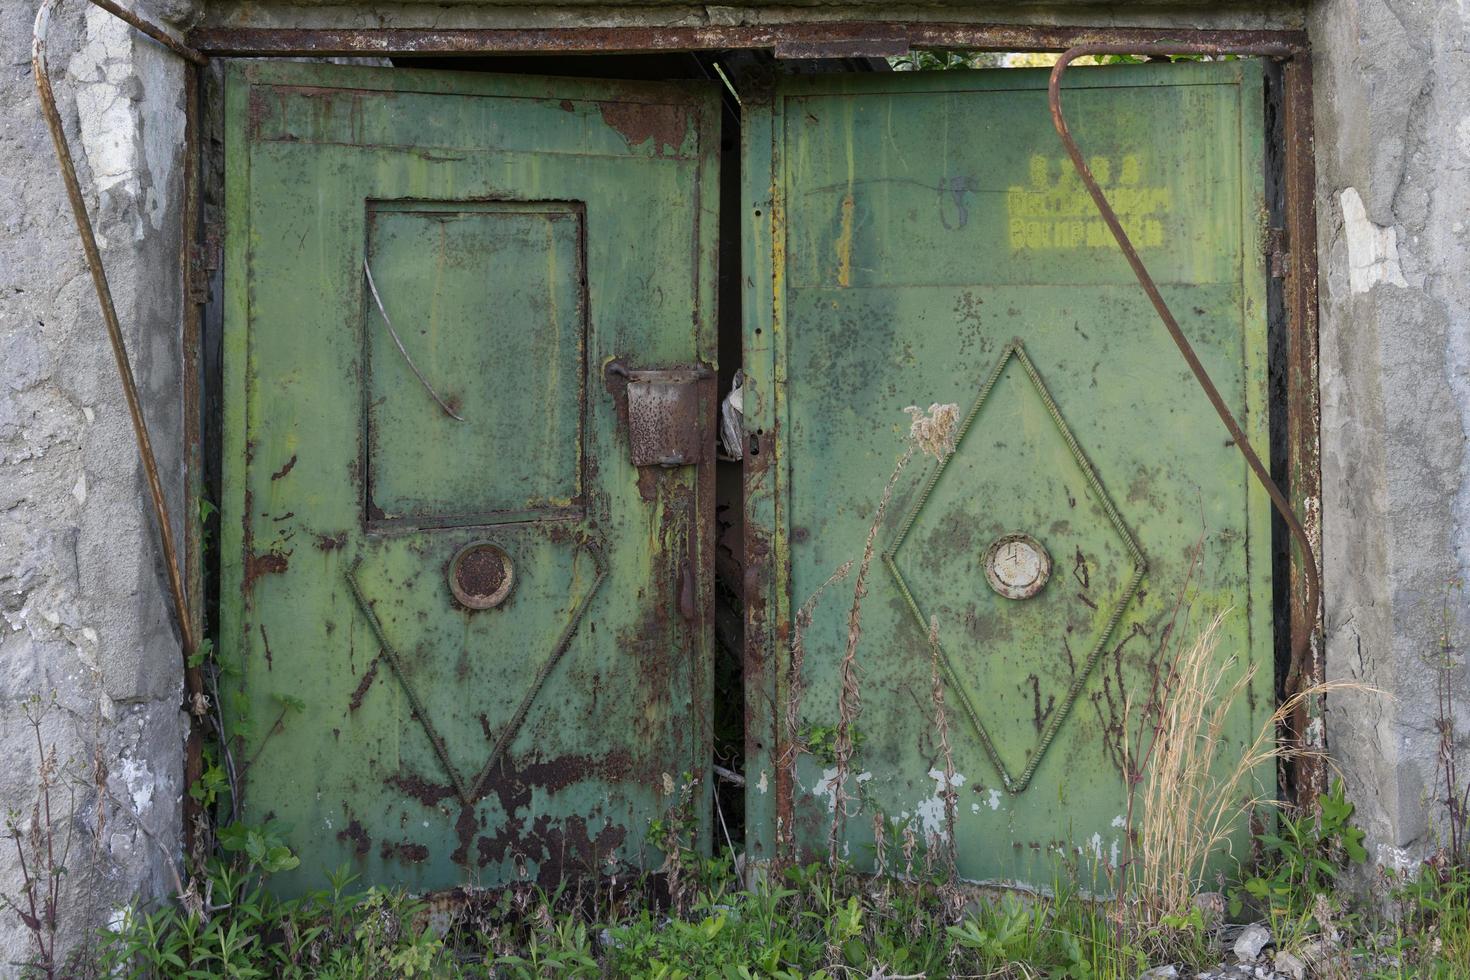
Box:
xmin=85 ymin=817 xmax=1470 ymax=979
xmin=88 ymin=848 xmax=1177 ymax=978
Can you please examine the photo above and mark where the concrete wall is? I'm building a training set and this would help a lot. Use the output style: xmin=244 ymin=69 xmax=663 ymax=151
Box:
xmin=1312 ymin=0 xmax=1470 ymax=870
xmin=2 ymin=0 xmax=1468 ymax=961
xmin=0 ymin=0 xmax=190 ymax=965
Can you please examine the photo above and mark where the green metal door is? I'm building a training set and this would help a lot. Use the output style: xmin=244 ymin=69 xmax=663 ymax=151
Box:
xmin=743 ymin=61 xmax=1272 ymax=887
xmin=222 ymin=62 xmax=719 ymax=892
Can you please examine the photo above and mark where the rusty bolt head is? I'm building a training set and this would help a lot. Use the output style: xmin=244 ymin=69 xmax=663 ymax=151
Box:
xmin=449 ymin=542 xmax=514 ymax=610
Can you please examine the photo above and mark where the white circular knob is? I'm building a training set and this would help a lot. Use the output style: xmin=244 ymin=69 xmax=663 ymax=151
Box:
xmin=983 ymin=533 xmax=1051 ymax=600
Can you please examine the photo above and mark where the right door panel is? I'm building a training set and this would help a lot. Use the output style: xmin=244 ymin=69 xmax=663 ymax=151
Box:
xmin=744 ymin=61 xmax=1272 ymax=887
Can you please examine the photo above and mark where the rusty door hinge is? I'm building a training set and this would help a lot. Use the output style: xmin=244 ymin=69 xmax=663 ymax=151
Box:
xmin=188 ymin=225 xmax=222 ymax=304
xmin=1266 ymin=227 xmax=1289 ymax=279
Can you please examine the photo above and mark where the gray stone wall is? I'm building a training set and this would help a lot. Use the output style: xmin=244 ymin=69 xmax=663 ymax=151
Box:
xmin=1311 ymin=0 xmax=1470 ymax=871
xmin=0 ymin=0 xmax=190 ymax=966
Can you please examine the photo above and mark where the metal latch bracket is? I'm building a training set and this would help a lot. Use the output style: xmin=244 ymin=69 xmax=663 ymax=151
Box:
xmin=609 ymin=362 xmax=714 ymax=468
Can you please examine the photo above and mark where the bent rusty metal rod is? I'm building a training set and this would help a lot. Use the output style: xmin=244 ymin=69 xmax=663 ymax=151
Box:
xmin=363 ymin=260 xmax=467 ymax=421
xmin=1048 ymin=43 xmax=1319 ymax=696
xmin=83 ymin=0 xmax=208 ymax=66
xmin=32 ymin=0 xmax=205 ymax=661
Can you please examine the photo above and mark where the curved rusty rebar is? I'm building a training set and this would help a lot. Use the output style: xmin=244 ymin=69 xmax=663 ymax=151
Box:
xmin=363 ymin=259 xmax=467 ymax=421
xmin=83 ymin=0 xmax=208 ymax=65
xmin=1048 ymin=43 xmax=1320 ymax=696
xmin=32 ymin=0 xmax=203 ymax=661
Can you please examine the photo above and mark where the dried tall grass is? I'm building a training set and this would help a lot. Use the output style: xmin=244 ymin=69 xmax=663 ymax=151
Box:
xmin=1124 ymin=609 xmax=1369 ymax=921
xmin=821 ymin=403 xmax=958 ymax=865
xmin=828 ymin=441 xmax=912 ymax=864
xmin=782 ymin=405 xmax=952 ymax=863
xmin=928 ymin=614 xmax=959 ymax=880
xmin=782 ymin=559 xmax=851 ymax=863
xmin=785 ymin=560 xmax=853 ymax=769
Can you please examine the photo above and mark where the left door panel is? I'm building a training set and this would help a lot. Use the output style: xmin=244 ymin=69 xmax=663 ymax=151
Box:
xmin=222 ymin=62 xmax=719 ymax=893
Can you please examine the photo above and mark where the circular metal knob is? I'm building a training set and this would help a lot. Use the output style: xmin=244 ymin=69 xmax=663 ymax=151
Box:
xmin=449 ymin=542 xmax=514 ymax=610
xmin=983 ymin=533 xmax=1051 ymax=600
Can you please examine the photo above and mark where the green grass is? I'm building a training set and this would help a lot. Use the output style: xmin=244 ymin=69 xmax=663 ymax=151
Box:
xmin=31 ymin=781 xmax=1470 ymax=978
xmin=1352 ymin=865 xmax=1470 ymax=979
xmin=87 ymin=854 xmax=1163 ymax=979
xmin=37 ymin=839 xmax=1470 ymax=978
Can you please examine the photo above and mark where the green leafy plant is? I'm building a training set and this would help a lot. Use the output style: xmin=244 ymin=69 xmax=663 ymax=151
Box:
xmin=1233 ymin=778 xmax=1366 ymax=937
xmin=216 ymin=819 xmax=301 ymax=876
xmin=99 ymin=862 xmax=459 ymax=979
xmin=100 ymin=824 xmax=1470 ymax=980
xmin=796 ymin=724 xmax=865 ymax=768
xmin=947 ymin=903 xmax=1028 ymax=961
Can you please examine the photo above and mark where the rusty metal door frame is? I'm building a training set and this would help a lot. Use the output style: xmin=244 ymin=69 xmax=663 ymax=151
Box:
xmin=36 ymin=5 xmax=1324 ymax=866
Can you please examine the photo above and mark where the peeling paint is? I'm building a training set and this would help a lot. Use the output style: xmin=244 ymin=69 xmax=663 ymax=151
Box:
xmin=915 ymin=769 xmax=966 ymax=837
xmin=1375 ymin=843 xmax=1417 ymax=874
xmin=67 ymin=8 xmax=139 ymax=199
xmin=595 ymin=99 xmax=691 ymax=157
xmin=116 ymin=756 xmax=155 ymax=817
xmin=811 ymin=767 xmax=872 ymax=813
xmin=1339 ymin=187 xmax=1408 ymax=293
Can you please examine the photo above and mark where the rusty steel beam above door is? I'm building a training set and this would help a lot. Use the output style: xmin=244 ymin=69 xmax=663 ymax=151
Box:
xmin=187 ymin=21 xmax=1307 ymax=59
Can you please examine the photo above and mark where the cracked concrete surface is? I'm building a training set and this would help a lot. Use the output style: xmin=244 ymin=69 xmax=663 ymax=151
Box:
xmin=1313 ymin=0 xmax=1470 ymax=869
xmin=0 ymin=0 xmax=189 ymax=963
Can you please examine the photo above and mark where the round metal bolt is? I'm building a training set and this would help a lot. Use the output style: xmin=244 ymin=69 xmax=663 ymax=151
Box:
xmin=983 ymin=533 xmax=1051 ymax=600
xmin=449 ymin=542 xmax=514 ymax=610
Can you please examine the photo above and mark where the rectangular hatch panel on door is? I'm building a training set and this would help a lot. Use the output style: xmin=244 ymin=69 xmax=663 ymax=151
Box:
xmin=364 ymin=200 xmax=586 ymax=528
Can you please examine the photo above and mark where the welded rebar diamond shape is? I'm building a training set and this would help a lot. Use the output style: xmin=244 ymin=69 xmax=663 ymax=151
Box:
xmin=346 ymin=538 xmax=606 ymax=807
xmin=883 ymin=340 xmax=1146 ymax=794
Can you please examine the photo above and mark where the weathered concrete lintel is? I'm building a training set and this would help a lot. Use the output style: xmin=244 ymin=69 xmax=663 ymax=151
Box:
xmin=192 ymin=1 xmax=1305 ymax=33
